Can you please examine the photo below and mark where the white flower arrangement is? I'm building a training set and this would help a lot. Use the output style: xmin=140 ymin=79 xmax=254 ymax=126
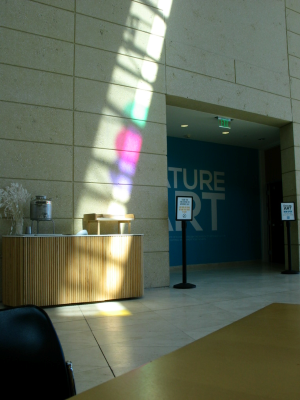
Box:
xmin=0 ymin=183 xmax=31 ymax=234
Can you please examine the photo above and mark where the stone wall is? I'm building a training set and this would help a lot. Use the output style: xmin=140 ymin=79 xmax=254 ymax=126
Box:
xmin=0 ymin=0 xmax=298 ymax=296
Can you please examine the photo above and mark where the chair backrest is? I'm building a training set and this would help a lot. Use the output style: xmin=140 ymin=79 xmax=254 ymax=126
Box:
xmin=0 ymin=305 xmax=74 ymax=399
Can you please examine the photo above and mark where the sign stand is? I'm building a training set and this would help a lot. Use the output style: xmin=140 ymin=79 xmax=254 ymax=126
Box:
xmin=173 ymin=196 xmax=196 ymax=289
xmin=280 ymin=203 xmax=299 ymax=275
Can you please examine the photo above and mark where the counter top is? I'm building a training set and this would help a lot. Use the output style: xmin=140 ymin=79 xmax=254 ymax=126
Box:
xmin=3 ymin=234 xmax=143 ymax=237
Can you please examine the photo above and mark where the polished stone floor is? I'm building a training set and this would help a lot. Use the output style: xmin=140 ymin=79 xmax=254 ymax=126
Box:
xmin=5 ymin=262 xmax=300 ymax=394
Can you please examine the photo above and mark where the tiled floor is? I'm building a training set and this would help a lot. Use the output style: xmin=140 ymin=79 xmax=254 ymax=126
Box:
xmin=3 ymin=262 xmax=300 ymax=394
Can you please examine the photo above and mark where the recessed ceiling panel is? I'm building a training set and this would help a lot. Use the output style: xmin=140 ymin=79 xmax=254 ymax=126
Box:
xmin=166 ymin=105 xmax=280 ymax=149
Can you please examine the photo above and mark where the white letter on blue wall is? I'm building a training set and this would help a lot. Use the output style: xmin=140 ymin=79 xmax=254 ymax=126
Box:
xmin=214 ymin=171 xmax=225 ymax=191
xmin=168 ymin=167 xmax=182 ymax=189
xmin=202 ymin=192 xmax=225 ymax=231
xmin=183 ymin=169 xmax=197 ymax=190
xmin=200 ymin=170 xmax=213 ymax=191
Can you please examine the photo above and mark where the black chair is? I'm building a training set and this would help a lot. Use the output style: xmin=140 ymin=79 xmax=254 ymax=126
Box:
xmin=0 ymin=305 xmax=76 ymax=399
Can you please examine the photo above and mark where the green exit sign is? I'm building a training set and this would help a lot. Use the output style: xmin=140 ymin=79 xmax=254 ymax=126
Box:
xmin=218 ymin=117 xmax=231 ymax=129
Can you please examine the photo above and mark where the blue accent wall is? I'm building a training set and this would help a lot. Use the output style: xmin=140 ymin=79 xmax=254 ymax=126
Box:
xmin=168 ymin=137 xmax=261 ymax=266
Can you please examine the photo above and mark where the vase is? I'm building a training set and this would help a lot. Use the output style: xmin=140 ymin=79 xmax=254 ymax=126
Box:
xmin=15 ymin=218 xmax=24 ymax=235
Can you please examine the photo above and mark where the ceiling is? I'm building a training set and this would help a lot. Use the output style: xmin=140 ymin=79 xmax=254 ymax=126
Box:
xmin=166 ymin=106 xmax=281 ymax=150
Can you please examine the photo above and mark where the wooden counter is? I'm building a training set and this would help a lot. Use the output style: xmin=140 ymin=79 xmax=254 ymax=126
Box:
xmin=2 ymin=234 xmax=143 ymax=307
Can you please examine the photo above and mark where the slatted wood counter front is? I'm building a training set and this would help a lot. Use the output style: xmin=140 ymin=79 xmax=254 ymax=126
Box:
xmin=2 ymin=234 xmax=143 ymax=307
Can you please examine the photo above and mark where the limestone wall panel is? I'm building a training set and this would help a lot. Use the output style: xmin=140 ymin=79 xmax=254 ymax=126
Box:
xmin=132 ymin=219 xmax=169 ymax=252
xmin=295 ymin=147 xmax=300 ymax=171
xmin=292 ymin=100 xmax=300 ymax=123
xmin=0 ymin=28 xmax=73 ymax=75
xmin=74 ymin=183 xmax=168 ymax=219
xmin=0 ymin=0 xmax=74 ymax=41
xmin=166 ymin=39 xmax=235 ymax=82
xmin=75 ymin=14 xmax=165 ymax=63
xmin=280 ymin=123 xmax=294 ymax=150
xmin=166 ymin=67 xmax=292 ymax=122
xmin=74 ymin=112 xmax=167 ymax=155
xmin=165 ymin=0 xmax=288 ymax=73
xmin=0 ymin=178 xmax=73 ymax=219
xmin=35 ymin=0 xmax=75 ymax=11
xmin=143 ymin=251 xmax=169 ymax=288
xmin=235 ymin=60 xmax=290 ymax=97
xmin=0 ymin=65 xmax=73 ymax=109
xmin=286 ymin=9 xmax=300 ymax=35
xmin=75 ymin=45 xmax=165 ymax=93
xmin=0 ymin=102 xmax=73 ymax=145
xmin=74 ymin=147 xmax=167 ymax=186
xmin=76 ymin=0 xmax=162 ymax=35
xmin=289 ymin=56 xmax=300 ymax=80
xmin=291 ymin=77 xmax=300 ymax=101
xmin=0 ymin=140 xmax=73 ymax=181
xmin=287 ymin=32 xmax=300 ymax=58
xmin=74 ymin=78 xmax=166 ymax=124
xmin=282 ymin=170 xmax=296 ymax=197
xmin=281 ymin=147 xmax=295 ymax=174
xmin=286 ymin=0 xmax=300 ymax=13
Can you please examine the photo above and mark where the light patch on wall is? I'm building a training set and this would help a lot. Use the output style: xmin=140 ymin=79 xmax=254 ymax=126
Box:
xmin=141 ymin=60 xmax=158 ymax=83
xmin=147 ymin=35 xmax=165 ymax=61
xmin=129 ymin=82 xmax=153 ymax=125
xmin=116 ymin=128 xmax=143 ymax=175
xmin=112 ymin=185 xmax=132 ymax=203
xmin=107 ymin=201 xmax=127 ymax=215
xmin=158 ymin=0 xmax=173 ymax=18
xmin=116 ymin=127 xmax=143 ymax=154
xmin=110 ymin=64 xmax=136 ymax=87
xmin=151 ymin=14 xmax=166 ymax=37
xmin=77 ymin=0 xmax=173 ymax=217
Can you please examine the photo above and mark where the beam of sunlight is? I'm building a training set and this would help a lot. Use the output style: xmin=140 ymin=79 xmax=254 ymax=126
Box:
xmin=107 ymin=201 xmax=127 ymax=215
xmin=158 ymin=0 xmax=173 ymax=18
xmin=125 ymin=82 xmax=153 ymax=128
xmin=141 ymin=60 xmax=158 ymax=83
xmin=112 ymin=184 xmax=132 ymax=203
xmin=96 ymin=302 xmax=132 ymax=316
xmin=78 ymin=0 xmax=173 ymax=216
xmin=105 ymin=262 xmax=124 ymax=298
xmin=72 ymin=1 xmax=173 ymax=307
xmin=151 ymin=14 xmax=166 ymax=37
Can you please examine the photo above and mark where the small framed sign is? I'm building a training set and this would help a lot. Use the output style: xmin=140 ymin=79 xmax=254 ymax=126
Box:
xmin=281 ymin=202 xmax=295 ymax=221
xmin=176 ymin=196 xmax=193 ymax=221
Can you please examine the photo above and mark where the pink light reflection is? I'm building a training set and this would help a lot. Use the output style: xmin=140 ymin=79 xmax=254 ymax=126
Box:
xmin=112 ymin=126 xmax=143 ymax=204
xmin=116 ymin=127 xmax=142 ymax=163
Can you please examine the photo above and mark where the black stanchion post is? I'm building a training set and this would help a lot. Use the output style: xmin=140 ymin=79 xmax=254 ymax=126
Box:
xmin=174 ymin=219 xmax=196 ymax=289
xmin=182 ymin=220 xmax=187 ymax=284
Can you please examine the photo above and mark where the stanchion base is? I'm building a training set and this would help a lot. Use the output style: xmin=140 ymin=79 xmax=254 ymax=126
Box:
xmin=281 ymin=270 xmax=299 ymax=274
xmin=173 ymin=283 xmax=196 ymax=289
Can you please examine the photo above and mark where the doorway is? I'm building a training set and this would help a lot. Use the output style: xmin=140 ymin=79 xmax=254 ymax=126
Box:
xmin=265 ymin=146 xmax=284 ymax=264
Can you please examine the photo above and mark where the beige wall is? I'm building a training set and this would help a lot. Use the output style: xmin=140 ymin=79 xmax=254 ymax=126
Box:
xmin=0 ymin=0 xmax=298 ymax=295
xmin=280 ymin=0 xmax=300 ymax=270
xmin=165 ymin=0 xmax=292 ymax=123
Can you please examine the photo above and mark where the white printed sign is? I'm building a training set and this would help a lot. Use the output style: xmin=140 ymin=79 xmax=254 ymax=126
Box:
xmin=281 ymin=203 xmax=295 ymax=221
xmin=176 ymin=196 xmax=193 ymax=221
